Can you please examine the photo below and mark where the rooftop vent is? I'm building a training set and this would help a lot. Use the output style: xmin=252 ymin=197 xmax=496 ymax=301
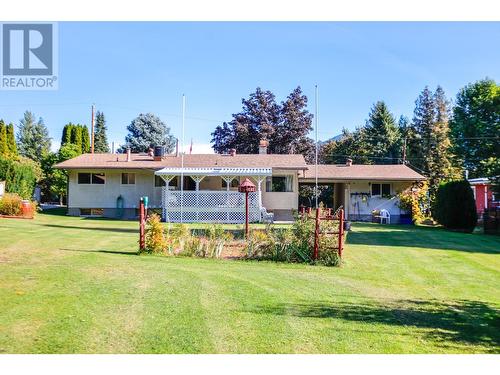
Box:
xmin=346 ymin=158 xmax=353 ymax=166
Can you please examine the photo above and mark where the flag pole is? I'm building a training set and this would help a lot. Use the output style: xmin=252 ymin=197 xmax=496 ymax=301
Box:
xmin=315 ymin=85 xmax=319 ymax=209
xmin=180 ymin=94 xmax=185 ymax=223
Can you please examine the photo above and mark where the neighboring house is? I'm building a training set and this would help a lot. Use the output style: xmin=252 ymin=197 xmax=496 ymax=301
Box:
xmin=55 ymin=147 xmax=426 ymax=223
xmin=468 ymin=178 xmax=498 ymax=215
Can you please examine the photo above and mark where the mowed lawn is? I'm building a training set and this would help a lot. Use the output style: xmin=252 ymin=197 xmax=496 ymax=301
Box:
xmin=0 ymin=210 xmax=499 ymax=354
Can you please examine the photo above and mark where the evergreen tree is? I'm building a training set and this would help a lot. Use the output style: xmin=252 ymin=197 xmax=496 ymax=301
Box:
xmin=17 ymin=111 xmax=51 ymax=162
xmin=410 ymin=86 xmax=436 ymax=175
xmin=6 ymin=123 xmax=17 ymax=156
xmin=363 ymin=101 xmax=401 ymax=164
xmin=71 ymin=125 xmax=83 ymax=153
xmin=320 ymin=127 xmax=371 ymax=164
xmin=61 ymin=123 xmax=74 ymax=146
xmin=81 ymin=125 xmax=90 ymax=153
xmin=93 ymin=111 xmax=110 ymax=153
xmin=450 ymin=78 xmax=500 ymax=178
xmin=398 ymin=115 xmax=412 ymax=164
xmin=411 ymin=86 xmax=456 ymax=195
xmin=122 ymin=113 xmax=176 ymax=153
xmin=0 ymin=120 xmax=7 ymax=156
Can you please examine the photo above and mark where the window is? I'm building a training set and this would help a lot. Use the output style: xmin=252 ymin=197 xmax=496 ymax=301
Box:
xmin=371 ymin=183 xmax=391 ymax=197
xmin=266 ymin=176 xmax=293 ymax=192
xmin=78 ymin=173 xmax=105 ymax=184
xmin=155 ymin=175 xmax=178 ymax=188
xmin=78 ymin=173 xmax=91 ymax=184
xmin=121 ymin=173 xmax=136 ymax=185
xmin=80 ymin=208 xmax=103 ymax=216
xmin=222 ymin=178 xmax=239 ymax=189
xmin=92 ymin=173 xmax=106 ymax=184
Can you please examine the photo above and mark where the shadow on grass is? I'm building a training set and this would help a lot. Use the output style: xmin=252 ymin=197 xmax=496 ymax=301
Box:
xmin=346 ymin=224 xmax=500 ymax=254
xmin=248 ymin=299 xmax=500 ymax=352
xmin=39 ymin=223 xmax=137 ymax=234
xmin=59 ymin=248 xmax=138 ymax=256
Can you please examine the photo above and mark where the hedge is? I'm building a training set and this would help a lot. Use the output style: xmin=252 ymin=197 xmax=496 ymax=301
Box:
xmin=433 ymin=180 xmax=478 ymax=233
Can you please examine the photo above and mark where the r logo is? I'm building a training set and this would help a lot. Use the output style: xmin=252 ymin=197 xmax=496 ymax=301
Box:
xmin=2 ymin=23 xmax=53 ymax=76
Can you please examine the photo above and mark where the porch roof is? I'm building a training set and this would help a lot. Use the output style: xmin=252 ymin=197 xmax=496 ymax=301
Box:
xmin=155 ymin=167 xmax=272 ymax=176
xmin=299 ymin=164 xmax=426 ymax=181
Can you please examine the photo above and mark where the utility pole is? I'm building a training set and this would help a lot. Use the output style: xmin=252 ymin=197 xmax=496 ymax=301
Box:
xmin=91 ymin=104 xmax=95 ymax=154
xmin=402 ymin=137 xmax=407 ymax=164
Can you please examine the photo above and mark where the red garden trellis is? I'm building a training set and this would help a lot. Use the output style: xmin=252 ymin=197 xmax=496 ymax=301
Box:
xmin=299 ymin=206 xmax=345 ymax=260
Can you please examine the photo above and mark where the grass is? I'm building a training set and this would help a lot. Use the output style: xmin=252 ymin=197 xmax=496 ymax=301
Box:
xmin=0 ymin=209 xmax=499 ymax=353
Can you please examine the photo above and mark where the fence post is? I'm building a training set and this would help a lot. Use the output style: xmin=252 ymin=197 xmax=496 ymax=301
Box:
xmin=139 ymin=198 xmax=145 ymax=251
xmin=313 ymin=207 xmax=320 ymax=260
xmin=338 ymin=208 xmax=344 ymax=258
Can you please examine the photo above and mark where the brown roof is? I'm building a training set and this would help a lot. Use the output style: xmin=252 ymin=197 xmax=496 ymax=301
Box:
xmin=300 ymin=164 xmax=426 ymax=181
xmin=54 ymin=153 xmax=308 ymax=170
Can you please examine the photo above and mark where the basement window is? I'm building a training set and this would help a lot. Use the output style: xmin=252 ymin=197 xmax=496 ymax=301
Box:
xmin=121 ymin=173 xmax=136 ymax=185
xmin=80 ymin=208 xmax=103 ymax=216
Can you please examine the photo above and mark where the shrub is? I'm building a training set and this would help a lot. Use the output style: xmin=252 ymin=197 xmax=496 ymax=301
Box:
xmin=433 ymin=180 xmax=477 ymax=232
xmin=398 ymin=181 xmax=429 ymax=223
xmin=0 ymin=155 xmax=41 ymax=199
xmin=144 ymin=213 xmax=166 ymax=254
xmin=0 ymin=193 xmax=23 ymax=216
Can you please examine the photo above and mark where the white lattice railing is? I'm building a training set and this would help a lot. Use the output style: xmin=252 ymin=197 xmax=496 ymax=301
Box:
xmin=161 ymin=189 xmax=262 ymax=223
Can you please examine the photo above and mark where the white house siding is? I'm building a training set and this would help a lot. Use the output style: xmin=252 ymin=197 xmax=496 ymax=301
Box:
xmin=67 ymin=168 xmax=300 ymax=220
xmin=67 ymin=169 xmax=160 ymax=219
xmin=261 ymin=170 xmax=299 ymax=220
xmin=345 ymin=180 xmax=411 ymax=223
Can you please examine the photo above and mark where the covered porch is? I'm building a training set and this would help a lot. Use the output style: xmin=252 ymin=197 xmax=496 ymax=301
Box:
xmin=155 ymin=167 xmax=272 ymax=223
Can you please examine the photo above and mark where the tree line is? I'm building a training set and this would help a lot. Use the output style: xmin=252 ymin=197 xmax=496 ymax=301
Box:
xmin=0 ymin=78 xmax=498 ymax=204
xmin=211 ymin=79 xmax=499 ymax=197
xmin=0 ymin=108 xmax=177 ymax=204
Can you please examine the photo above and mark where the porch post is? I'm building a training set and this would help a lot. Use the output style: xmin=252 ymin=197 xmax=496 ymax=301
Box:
xmin=256 ymin=176 xmax=265 ymax=222
xmin=192 ymin=175 xmax=205 ymax=221
xmin=159 ymin=174 xmax=175 ymax=222
xmin=222 ymin=176 xmax=235 ymax=222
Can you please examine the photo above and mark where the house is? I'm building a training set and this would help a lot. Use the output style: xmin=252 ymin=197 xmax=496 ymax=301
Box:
xmin=55 ymin=147 xmax=426 ymax=223
xmin=468 ymin=178 xmax=498 ymax=215
xmin=299 ymin=161 xmax=426 ymax=223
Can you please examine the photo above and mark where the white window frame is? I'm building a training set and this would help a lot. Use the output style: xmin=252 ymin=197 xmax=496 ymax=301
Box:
xmin=121 ymin=172 xmax=136 ymax=185
xmin=266 ymin=175 xmax=294 ymax=193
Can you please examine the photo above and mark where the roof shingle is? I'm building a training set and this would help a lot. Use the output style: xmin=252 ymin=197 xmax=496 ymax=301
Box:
xmin=300 ymin=164 xmax=425 ymax=181
xmin=54 ymin=153 xmax=308 ymax=170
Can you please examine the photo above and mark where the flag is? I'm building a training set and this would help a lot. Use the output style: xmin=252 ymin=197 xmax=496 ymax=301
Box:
xmin=189 ymin=139 xmax=193 ymax=154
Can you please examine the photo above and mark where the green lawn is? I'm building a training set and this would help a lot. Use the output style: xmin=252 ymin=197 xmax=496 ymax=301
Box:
xmin=0 ymin=210 xmax=499 ymax=354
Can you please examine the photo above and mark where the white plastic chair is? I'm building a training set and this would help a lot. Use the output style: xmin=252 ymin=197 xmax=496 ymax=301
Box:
xmin=379 ymin=209 xmax=391 ymax=224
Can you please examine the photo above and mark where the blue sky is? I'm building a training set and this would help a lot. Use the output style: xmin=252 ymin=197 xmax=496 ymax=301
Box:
xmin=1 ymin=22 xmax=499 ymax=152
